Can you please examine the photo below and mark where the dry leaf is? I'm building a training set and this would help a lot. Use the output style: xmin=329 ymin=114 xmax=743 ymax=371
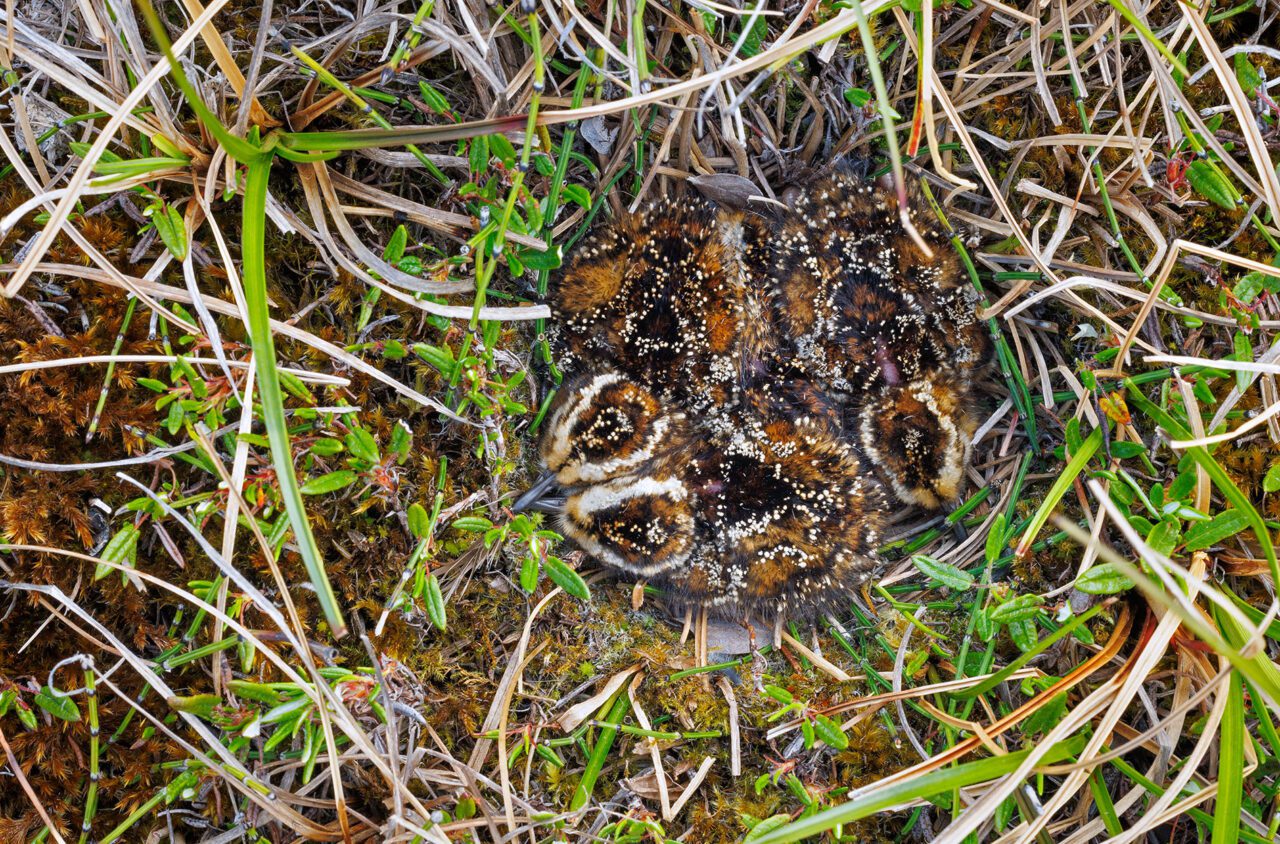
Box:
xmin=688 ymin=173 xmax=762 ymax=209
xmin=556 ymin=665 xmax=642 ymax=731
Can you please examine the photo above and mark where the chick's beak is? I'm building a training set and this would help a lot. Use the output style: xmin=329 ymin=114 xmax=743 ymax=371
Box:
xmin=512 ymin=471 xmax=566 ymax=514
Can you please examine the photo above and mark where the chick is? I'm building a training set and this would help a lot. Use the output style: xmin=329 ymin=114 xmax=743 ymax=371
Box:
xmin=526 ymin=171 xmax=989 ymax=618
xmin=671 ymin=397 xmax=888 ymax=617
xmin=532 ymin=369 xmax=698 ymax=578
xmin=522 ymin=369 xmax=886 ymax=618
xmin=765 ymin=171 xmax=990 ymax=507
xmin=548 ymin=195 xmax=774 ymax=416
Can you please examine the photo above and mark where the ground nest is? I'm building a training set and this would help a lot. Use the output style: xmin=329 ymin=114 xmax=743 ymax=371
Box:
xmin=2 ymin=0 xmax=1280 ymax=842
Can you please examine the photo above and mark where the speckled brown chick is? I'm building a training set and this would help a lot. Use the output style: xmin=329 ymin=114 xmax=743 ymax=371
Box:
xmin=530 ymin=369 xmax=887 ymax=618
xmin=769 ymin=172 xmax=988 ymax=385
xmin=670 ymin=391 xmax=888 ymax=618
xmin=548 ymin=195 xmax=774 ymax=417
xmin=767 ymin=171 xmax=991 ymax=508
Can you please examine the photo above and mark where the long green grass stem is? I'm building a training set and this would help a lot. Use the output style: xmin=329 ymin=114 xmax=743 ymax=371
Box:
xmin=242 ymin=159 xmax=347 ymax=637
xmin=569 ymin=687 xmax=630 ymax=812
xmin=138 ymin=0 xmax=348 ymax=636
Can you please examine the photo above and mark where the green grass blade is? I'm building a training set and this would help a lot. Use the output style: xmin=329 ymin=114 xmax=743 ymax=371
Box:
xmin=1212 ymin=665 xmax=1244 ymax=844
xmin=569 ymin=686 xmax=630 ymax=812
xmin=1015 ymin=427 xmax=1101 ymax=556
xmin=748 ymin=736 xmax=1088 ymax=844
xmin=1088 ymin=768 xmax=1123 ymax=837
xmin=1071 ymin=532 xmax=1280 ymax=706
xmin=242 ymin=159 xmax=348 ymax=638
xmin=950 ymin=603 xmax=1103 ymax=700
xmin=1111 ymin=757 xmax=1275 ymax=844
xmin=137 ymin=0 xmax=264 ymax=164
xmin=280 ymin=116 xmax=529 ymax=152
xmin=1100 ymin=0 xmax=1189 ymax=78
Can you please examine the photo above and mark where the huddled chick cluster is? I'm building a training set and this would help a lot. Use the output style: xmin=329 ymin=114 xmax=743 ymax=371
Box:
xmin=523 ymin=170 xmax=990 ymax=619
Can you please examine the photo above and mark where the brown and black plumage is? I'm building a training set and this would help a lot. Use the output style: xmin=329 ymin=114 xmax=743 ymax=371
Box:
xmin=533 ymin=370 xmax=886 ymax=617
xmin=768 ymin=172 xmax=987 ymax=389
xmin=548 ymin=196 xmax=773 ymax=416
xmin=670 ymin=399 xmax=887 ymax=616
xmin=524 ymin=169 xmax=989 ymax=618
xmin=538 ymin=369 xmax=697 ymax=578
xmin=765 ymin=172 xmax=991 ymax=508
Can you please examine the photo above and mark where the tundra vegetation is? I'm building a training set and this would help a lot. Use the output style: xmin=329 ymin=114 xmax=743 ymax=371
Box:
xmin=0 ymin=0 xmax=1279 ymax=841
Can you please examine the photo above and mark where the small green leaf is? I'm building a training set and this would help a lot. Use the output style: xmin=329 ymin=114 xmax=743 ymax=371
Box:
xmin=149 ymin=200 xmax=188 ymax=261
xmin=764 ymin=685 xmax=794 ymax=705
xmin=1007 ymin=617 xmax=1037 ymax=651
xmin=812 ymin=714 xmax=849 ymax=750
xmin=985 ymin=513 xmax=1007 ymax=565
xmin=301 ymin=470 xmax=358 ymax=495
xmin=1109 ymin=441 xmax=1146 ymax=459
xmin=519 ymin=245 xmax=562 ymax=271
xmin=738 ymin=13 xmax=768 ymax=57
xmin=150 ymin=133 xmax=188 ymax=160
xmin=452 ymin=516 xmax=493 ymax=532
xmin=544 ymin=555 xmax=591 ymax=601
xmin=227 ymin=680 xmax=286 ymax=704
xmin=424 ymin=574 xmax=447 ymax=631
xmin=1075 ymin=563 xmax=1135 ymax=594
xmin=277 ymin=369 xmax=314 ymax=402
xmin=975 ymin=605 xmax=997 ymax=642
xmin=519 ymin=554 xmax=539 ymax=593
xmin=562 ymin=183 xmax=592 ymax=210
xmin=468 ymin=135 xmax=489 ymax=174
xmin=1021 ymin=691 xmax=1068 ymax=736
xmin=1234 ymin=271 xmax=1269 ymax=304
xmin=417 ymin=80 xmax=452 ymax=115
xmin=1145 ymin=516 xmax=1181 ymax=558
xmin=534 ymin=743 xmax=565 ymax=767
xmin=390 ymin=419 xmax=412 ymax=462
xmin=745 ymin=815 xmax=792 ymax=842
xmin=345 ymin=428 xmax=380 ymax=464
xmin=1235 ymin=52 xmax=1263 ymax=97
xmin=34 ymin=686 xmax=80 ymax=722
xmin=408 ymin=503 xmax=430 ymax=538
xmin=1065 ymin=418 xmax=1083 ymax=454
xmin=800 ymin=718 xmax=815 ymax=749
xmin=309 ymin=437 xmax=344 ymax=456
xmin=1233 ymin=331 xmax=1253 ymax=391
xmin=165 ymin=399 xmax=185 ymax=435
xmin=1186 ymin=159 xmax=1242 ymax=211
xmin=988 ymin=594 xmax=1044 ymax=624
xmin=488 ymin=133 xmax=516 ymax=166
xmin=911 ymin=554 xmax=975 ymax=590
xmin=843 ymin=87 xmax=872 ymax=108
xmin=1183 ymin=508 xmax=1250 ymax=551
xmin=383 ymin=224 xmax=408 ymax=263
xmin=97 ymin=523 xmax=140 ymax=580
xmin=1169 ymin=470 xmax=1197 ymax=502
xmin=413 ymin=342 xmax=454 ymax=373
xmin=1264 ymin=464 xmax=1280 ymax=494
xmin=169 ymin=694 xmax=221 ymax=719
xmin=396 ymin=256 xmax=423 ymax=275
